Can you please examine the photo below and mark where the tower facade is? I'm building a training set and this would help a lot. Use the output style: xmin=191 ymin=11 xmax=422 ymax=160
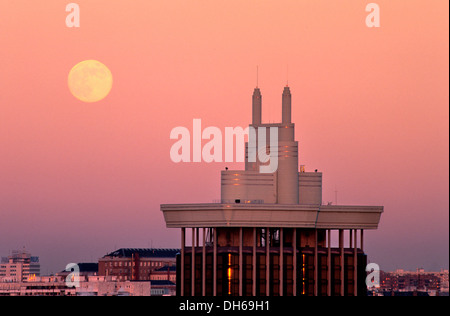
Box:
xmin=161 ymin=85 xmax=383 ymax=296
xmin=0 ymin=250 xmax=40 ymax=282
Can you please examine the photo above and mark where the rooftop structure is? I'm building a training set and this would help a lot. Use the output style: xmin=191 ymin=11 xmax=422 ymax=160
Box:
xmin=98 ymin=248 xmax=179 ymax=281
xmin=161 ymin=84 xmax=383 ymax=296
xmin=0 ymin=249 xmax=40 ymax=282
xmin=0 ymin=275 xmax=151 ymax=296
xmin=104 ymin=248 xmax=179 ymax=259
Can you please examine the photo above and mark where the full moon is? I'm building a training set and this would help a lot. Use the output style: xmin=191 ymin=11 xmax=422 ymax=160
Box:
xmin=68 ymin=60 xmax=113 ymax=103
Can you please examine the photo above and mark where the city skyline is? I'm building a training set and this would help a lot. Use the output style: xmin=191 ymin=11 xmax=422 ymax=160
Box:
xmin=0 ymin=0 xmax=448 ymax=275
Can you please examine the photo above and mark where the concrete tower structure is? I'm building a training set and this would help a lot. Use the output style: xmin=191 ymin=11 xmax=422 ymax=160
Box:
xmin=225 ymin=85 xmax=300 ymax=205
xmin=252 ymin=87 xmax=262 ymax=126
xmin=161 ymin=85 xmax=383 ymax=296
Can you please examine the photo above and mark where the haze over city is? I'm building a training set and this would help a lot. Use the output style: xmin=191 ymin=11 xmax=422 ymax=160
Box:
xmin=0 ymin=0 xmax=448 ymax=275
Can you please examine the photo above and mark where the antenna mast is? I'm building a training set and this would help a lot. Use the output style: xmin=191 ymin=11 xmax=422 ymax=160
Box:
xmin=286 ymin=64 xmax=289 ymax=86
xmin=335 ymin=186 xmax=338 ymax=205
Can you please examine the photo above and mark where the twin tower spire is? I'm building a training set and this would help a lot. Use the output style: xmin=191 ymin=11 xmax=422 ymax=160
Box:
xmin=252 ymin=85 xmax=292 ymax=126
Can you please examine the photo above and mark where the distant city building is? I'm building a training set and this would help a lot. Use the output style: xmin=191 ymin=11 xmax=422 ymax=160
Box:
xmin=98 ymin=248 xmax=179 ymax=281
xmin=378 ymin=269 xmax=449 ymax=295
xmin=0 ymin=249 xmax=179 ymax=296
xmin=76 ymin=276 xmax=151 ymax=296
xmin=0 ymin=275 xmax=75 ymax=296
xmin=150 ymin=280 xmax=176 ymax=296
xmin=150 ymin=266 xmax=177 ymax=283
xmin=0 ymin=249 xmax=40 ymax=282
xmin=161 ymin=85 xmax=383 ymax=296
xmin=368 ymin=290 xmax=431 ymax=297
xmin=0 ymin=275 xmax=151 ymax=296
xmin=56 ymin=263 xmax=99 ymax=279
xmin=440 ymin=269 xmax=449 ymax=293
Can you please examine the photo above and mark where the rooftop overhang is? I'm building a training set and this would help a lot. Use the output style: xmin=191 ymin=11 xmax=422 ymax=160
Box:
xmin=161 ymin=203 xmax=383 ymax=229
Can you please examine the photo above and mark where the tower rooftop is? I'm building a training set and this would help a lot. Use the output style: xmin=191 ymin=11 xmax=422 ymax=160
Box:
xmin=161 ymin=203 xmax=383 ymax=229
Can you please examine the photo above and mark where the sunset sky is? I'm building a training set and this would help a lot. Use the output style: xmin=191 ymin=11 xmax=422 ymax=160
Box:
xmin=0 ymin=0 xmax=448 ymax=274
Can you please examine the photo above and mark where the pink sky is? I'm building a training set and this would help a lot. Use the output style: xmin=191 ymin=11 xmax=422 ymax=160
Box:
xmin=0 ymin=0 xmax=448 ymax=273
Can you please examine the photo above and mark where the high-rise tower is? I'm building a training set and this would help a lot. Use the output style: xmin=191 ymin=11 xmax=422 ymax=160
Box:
xmin=252 ymin=87 xmax=262 ymax=125
xmin=161 ymin=85 xmax=383 ymax=296
xmin=227 ymin=85 xmax=300 ymax=205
